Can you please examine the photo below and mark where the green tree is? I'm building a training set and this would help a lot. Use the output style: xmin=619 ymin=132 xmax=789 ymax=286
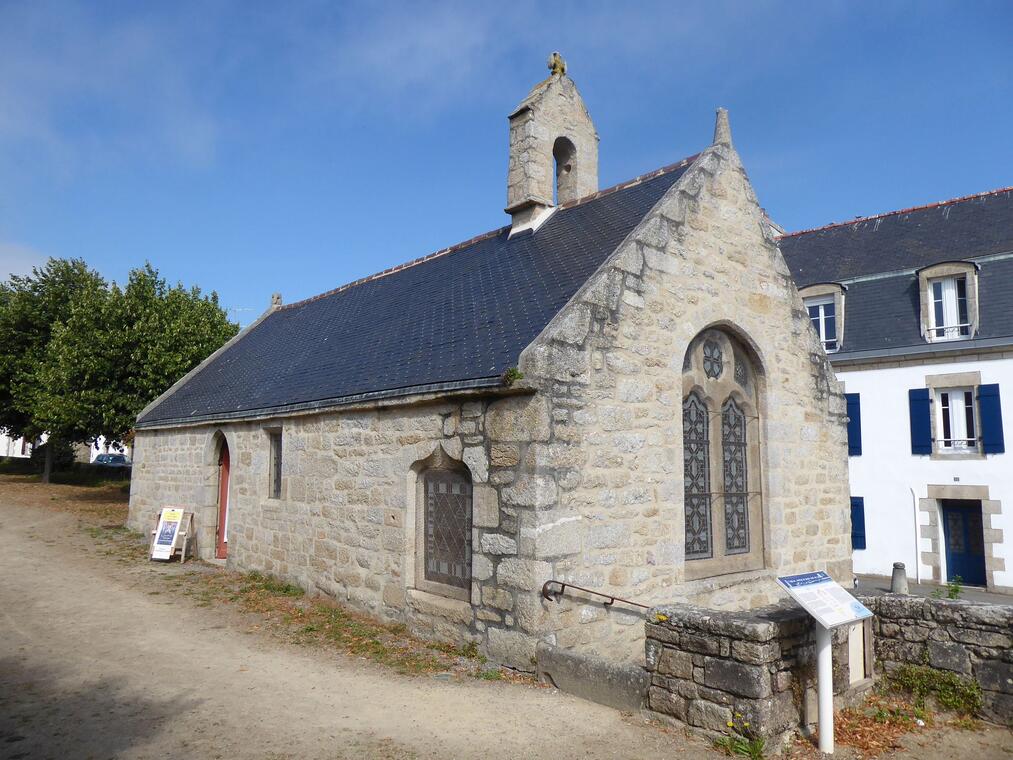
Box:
xmin=1 ymin=259 xmax=238 ymax=481
xmin=0 ymin=259 xmax=107 ymax=480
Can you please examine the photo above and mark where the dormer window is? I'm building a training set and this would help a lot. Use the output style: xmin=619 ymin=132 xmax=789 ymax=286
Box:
xmin=928 ymin=275 xmax=970 ymax=341
xmin=917 ymin=261 xmax=979 ymax=343
xmin=805 ymin=295 xmax=838 ymax=352
xmin=799 ymin=283 xmax=846 ymax=354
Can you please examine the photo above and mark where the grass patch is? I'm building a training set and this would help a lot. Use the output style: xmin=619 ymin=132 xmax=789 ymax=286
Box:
xmin=888 ymin=663 xmax=983 ymax=715
xmin=242 ymin=571 xmax=305 ymax=597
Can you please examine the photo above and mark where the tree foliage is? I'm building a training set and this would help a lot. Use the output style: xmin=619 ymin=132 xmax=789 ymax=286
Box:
xmin=0 ymin=259 xmax=106 ymax=442
xmin=0 ymin=259 xmax=238 ymax=450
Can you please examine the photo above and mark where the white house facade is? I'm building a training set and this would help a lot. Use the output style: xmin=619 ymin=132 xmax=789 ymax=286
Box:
xmin=781 ymin=187 xmax=1013 ymax=594
xmin=0 ymin=432 xmax=32 ymax=458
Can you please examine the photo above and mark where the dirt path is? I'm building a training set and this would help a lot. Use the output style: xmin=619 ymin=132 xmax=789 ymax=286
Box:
xmin=1 ymin=482 xmax=1009 ymax=760
xmin=0 ymin=494 xmax=719 ymax=760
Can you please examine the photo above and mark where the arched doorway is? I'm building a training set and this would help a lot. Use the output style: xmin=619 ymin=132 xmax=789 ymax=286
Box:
xmin=216 ymin=438 xmax=231 ymax=559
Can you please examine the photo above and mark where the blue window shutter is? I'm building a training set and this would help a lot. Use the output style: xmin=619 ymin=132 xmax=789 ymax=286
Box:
xmin=845 ymin=393 xmax=862 ymax=456
xmin=908 ymin=388 xmax=932 ymax=455
xmin=850 ymin=497 xmax=866 ymax=550
xmin=978 ymin=384 xmax=1005 ymax=454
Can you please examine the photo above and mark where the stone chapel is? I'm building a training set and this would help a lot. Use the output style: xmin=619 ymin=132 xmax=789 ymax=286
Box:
xmin=128 ymin=56 xmax=852 ymax=667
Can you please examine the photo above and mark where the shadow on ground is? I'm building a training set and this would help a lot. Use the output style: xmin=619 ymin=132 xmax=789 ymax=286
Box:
xmin=0 ymin=657 xmax=200 ymax=759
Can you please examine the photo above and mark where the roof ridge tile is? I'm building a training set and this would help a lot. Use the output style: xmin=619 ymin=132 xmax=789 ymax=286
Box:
xmin=278 ymin=154 xmax=700 ymax=312
xmin=780 ymin=185 xmax=1013 ymax=240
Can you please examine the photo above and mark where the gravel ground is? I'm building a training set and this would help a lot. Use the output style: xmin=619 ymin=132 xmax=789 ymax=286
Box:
xmin=0 ymin=478 xmax=1009 ymax=759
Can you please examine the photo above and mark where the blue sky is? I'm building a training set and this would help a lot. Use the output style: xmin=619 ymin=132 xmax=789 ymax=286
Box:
xmin=1 ymin=1 xmax=1011 ymax=325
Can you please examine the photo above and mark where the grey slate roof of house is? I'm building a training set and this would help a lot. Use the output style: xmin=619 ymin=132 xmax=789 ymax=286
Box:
xmin=778 ymin=187 xmax=1013 ymax=357
xmin=137 ymin=157 xmax=696 ymax=427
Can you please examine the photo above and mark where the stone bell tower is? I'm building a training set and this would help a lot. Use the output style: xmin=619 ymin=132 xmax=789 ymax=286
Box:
xmin=506 ymin=53 xmax=599 ymax=231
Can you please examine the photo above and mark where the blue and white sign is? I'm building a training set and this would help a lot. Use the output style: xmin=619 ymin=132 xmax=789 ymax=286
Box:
xmin=777 ymin=571 xmax=872 ymax=629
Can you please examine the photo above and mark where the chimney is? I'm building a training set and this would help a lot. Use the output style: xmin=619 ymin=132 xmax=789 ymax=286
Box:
xmin=506 ymin=53 xmax=599 ymax=235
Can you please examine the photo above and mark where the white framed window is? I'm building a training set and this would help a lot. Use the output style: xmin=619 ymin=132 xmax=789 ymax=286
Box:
xmin=928 ymin=276 xmax=970 ymax=341
xmin=805 ymin=295 xmax=838 ymax=352
xmin=935 ymin=387 xmax=978 ymax=453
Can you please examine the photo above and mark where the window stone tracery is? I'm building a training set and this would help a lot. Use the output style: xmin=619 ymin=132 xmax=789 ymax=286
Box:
xmin=681 ymin=329 xmax=764 ymax=578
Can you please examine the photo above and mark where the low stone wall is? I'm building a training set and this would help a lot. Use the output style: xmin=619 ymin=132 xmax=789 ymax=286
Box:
xmin=645 ymin=602 xmax=864 ymax=749
xmin=863 ymin=595 xmax=1013 ymax=725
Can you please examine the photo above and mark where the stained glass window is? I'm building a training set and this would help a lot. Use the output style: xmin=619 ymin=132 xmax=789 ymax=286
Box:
xmin=722 ymin=398 xmax=749 ymax=554
xmin=703 ymin=340 xmax=724 ymax=379
xmin=683 ymin=392 xmax=712 ymax=559
xmin=424 ymin=470 xmax=472 ymax=589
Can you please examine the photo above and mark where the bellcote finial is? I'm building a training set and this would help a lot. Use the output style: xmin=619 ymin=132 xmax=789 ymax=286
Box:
xmin=713 ymin=107 xmax=733 ymax=148
xmin=547 ymin=51 xmax=566 ymax=77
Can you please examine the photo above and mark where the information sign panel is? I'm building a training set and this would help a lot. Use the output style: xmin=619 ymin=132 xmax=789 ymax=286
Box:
xmin=777 ymin=571 xmax=872 ymax=629
xmin=151 ymin=507 xmax=184 ymax=561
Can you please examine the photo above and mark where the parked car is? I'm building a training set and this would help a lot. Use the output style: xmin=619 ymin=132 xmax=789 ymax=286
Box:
xmin=94 ymin=453 xmax=131 ymax=467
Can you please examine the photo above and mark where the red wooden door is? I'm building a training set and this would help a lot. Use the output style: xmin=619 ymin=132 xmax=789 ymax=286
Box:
xmin=216 ymin=441 xmax=230 ymax=559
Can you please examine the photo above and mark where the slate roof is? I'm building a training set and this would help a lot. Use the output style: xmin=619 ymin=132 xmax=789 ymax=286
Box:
xmin=779 ymin=187 xmax=1013 ymax=357
xmin=137 ymin=157 xmax=695 ymax=427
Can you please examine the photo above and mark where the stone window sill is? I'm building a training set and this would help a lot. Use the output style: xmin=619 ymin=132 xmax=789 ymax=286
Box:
xmin=930 ymin=451 xmax=986 ymax=461
xmin=407 ymin=588 xmax=475 ymax=625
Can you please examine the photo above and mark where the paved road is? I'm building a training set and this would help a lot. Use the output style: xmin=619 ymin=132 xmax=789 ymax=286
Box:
xmin=0 ymin=501 xmax=717 ymax=760
xmin=855 ymin=574 xmax=1012 ymax=605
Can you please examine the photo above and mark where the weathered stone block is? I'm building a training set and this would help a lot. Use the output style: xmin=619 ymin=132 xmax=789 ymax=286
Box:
xmin=486 ymin=396 xmax=550 ymax=442
xmin=502 ymin=475 xmax=558 ymax=509
xmin=658 ymin=647 xmax=694 ymax=679
xmin=976 ymin=660 xmax=1013 ymax=694
xmin=407 ymin=589 xmax=473 ymax=626
xmin=463 ymin=446 xmax=489 ymax=483
xmin=472 ymin=554 xmax=494 ymax=581
xmin=480 ymin=533 xmax=517 ymax=556
xmin=949 ymin=627 xmax=1012 ymax=649
xmin=927 ymin=640 xmax=971 ymax=674
xmin=702 ymin=657 xmax=771 ymax=699
xmin=530 ymin=516 xmax=582 ymax=559
xmin=497 ymin=558 xmax=553 ymax=590
xmin=472 ymin=484 xmax=499 ymax=528
xmin=649 ymin=687 xmax=688 ymax=719
xmin=688 ymin=699 xmax=732 ymax=731
xmin=731 ymin=639 xmax=780 ymax=665
xmin=486 ymin=627 xmax=536 ymax=670
xmin=489 ymin=442 xmax=520 ymax=467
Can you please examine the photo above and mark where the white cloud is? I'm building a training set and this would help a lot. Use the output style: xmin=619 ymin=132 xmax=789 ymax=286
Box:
xmin=0 ymin=242 xmax=48 ymax=280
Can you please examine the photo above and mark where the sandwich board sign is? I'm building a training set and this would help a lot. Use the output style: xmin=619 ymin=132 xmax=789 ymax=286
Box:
xmin=776 ymin=571 xmax=872 ymax=629
xmin=151 ymin=507 xmax=185 ymax=561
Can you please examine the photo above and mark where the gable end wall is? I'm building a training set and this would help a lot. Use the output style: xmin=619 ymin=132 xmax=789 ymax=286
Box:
xmin=507 ymin=141 xmax=852 ymax=660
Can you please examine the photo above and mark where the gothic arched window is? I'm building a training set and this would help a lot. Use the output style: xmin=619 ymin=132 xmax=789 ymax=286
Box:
xmin=683 ymin=392 xmax=712 ymax=559
xmin=682 ymin=329 xmax=764 ymax=577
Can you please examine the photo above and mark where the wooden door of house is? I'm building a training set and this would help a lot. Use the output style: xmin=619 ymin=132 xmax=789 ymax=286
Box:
xmin=216 ymin=440 xmax=231 ymax=559
xmin=941 ymin=499 xmax=986 ymax=587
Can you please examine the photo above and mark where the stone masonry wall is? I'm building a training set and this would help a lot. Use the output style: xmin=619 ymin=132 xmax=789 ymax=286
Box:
xmin=863 ymin=595 xmax=1013 ymax=725
xmin=511 ymin=124 xmax=853 ymax=661
xmin=130 ymin=396 xmax=518 ymax=652
xmin=645 ymin=602 xmax=860 ymax=750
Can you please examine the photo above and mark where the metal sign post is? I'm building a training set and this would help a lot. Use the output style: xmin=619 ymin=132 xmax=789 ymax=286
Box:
xmin=777 ymin=571 xmax=873 ymax=755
